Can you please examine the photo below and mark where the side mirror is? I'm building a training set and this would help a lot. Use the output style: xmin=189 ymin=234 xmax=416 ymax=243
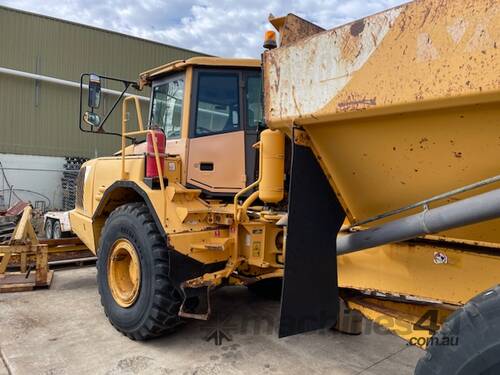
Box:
xmin=88 ymin=74 xmax=101 ymax=109
xmin=83 ymin=111 xmax=101 ymax=128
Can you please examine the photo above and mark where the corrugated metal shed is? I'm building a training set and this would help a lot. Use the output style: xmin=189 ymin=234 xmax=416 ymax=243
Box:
xmin=0 ymin=5 xmax=206 ymax=158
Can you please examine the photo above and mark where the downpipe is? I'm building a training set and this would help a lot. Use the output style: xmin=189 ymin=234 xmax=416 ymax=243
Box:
xmin=337 ymin=187 xmax=500 ymax=255
xmin=0 ymin=66 xmax=149 ymax=102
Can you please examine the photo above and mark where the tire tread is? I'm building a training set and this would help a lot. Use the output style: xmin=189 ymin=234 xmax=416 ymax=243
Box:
xmin=97 ymin=202 xmax=181 ymax=340
xmin=415 ymin=285 xmax=500 ymax=375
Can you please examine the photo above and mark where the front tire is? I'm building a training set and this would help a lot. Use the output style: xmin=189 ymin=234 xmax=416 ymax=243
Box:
xmin=97 ymin=202 xmax=182 ymax=340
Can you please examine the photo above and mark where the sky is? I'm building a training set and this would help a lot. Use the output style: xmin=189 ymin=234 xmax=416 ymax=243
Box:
xmin=0 ymin=0 xmax=408 ymax=57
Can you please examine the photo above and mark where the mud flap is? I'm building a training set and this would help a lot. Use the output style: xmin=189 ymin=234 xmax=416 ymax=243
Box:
xmin=279 ymin=141 xmax=345 ymax=337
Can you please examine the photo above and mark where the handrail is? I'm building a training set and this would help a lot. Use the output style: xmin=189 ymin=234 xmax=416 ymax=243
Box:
xmin=120 ymin=96 xmax=166 ymax=220
xmin=233 ymin=142 xmax=264 ymax=222
xmin=121 ymin=96 xmax=145 ymax=180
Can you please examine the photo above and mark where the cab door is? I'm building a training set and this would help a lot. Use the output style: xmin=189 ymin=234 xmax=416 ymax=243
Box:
xmin=186 ymin=70 xmax=246 ymax=194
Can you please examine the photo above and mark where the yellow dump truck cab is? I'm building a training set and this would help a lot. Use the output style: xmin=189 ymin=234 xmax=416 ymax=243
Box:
xmin=141 ymin=57 xmax=264 ymax=196
xmin=70 ymin=57 xmax=286 ymax=340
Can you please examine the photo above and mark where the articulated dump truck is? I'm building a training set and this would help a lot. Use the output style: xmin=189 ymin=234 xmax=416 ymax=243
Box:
xmin=70 ymin=0 xmax=499 ymax=373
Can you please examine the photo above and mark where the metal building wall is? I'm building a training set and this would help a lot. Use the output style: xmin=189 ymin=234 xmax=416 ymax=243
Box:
xmin=0 ymin=6 xmax=204 ymax=158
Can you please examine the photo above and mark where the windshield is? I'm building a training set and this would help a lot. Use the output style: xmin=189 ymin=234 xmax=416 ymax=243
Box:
xmin=150 ymin=77 xmax=184 ymax=139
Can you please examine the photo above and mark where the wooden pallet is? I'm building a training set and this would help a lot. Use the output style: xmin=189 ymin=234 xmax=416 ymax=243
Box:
xmin=0 ymin=270 xmax=54 ymax=293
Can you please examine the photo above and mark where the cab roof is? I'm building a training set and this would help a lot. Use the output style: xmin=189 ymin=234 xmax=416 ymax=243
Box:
xmin=139 ymin=57 xmax=261 ymax=88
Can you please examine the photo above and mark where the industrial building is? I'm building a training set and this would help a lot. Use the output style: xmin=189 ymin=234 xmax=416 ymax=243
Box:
xmin=0 ymin=5 xmax=205 ymax=210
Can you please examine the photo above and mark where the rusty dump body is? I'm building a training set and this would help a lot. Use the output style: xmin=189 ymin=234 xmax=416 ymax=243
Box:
xmin=264 ymin=0 xmax=500 ymax=244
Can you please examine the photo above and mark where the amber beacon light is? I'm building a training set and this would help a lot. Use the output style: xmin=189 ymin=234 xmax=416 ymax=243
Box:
xmin=263 ymin=30 xmax=277 ymax=49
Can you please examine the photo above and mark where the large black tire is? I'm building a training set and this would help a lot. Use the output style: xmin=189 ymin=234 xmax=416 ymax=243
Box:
xmin=247 ymin=278 xmax=283 ymax=300
xmin=97 ymin=202 xmax=182 ymax=340
xmin=415 ymin=285 xmax=500 ymax=375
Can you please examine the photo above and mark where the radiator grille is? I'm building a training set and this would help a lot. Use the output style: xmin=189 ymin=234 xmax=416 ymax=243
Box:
xmin=75 ymin=166 xmax=86 ymax=209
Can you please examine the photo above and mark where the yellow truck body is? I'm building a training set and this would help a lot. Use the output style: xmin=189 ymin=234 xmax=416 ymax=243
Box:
xmin=264 ymin=0 xmax=500 ymax=244
xmin=69 ymin=1 xmax=500 ymax=371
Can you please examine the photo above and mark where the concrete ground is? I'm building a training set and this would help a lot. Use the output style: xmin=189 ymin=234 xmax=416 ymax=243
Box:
xmin=0 ymin=267 xmax=423 ymax=375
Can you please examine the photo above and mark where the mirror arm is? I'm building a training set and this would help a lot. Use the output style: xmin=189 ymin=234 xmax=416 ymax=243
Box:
xmin=79 ymin=73 xmax=137 ymax=141
xmin=96 ymin=81 xmax=131 ymax=133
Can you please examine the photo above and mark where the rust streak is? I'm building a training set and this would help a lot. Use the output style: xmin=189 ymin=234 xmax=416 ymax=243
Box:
xmin=337 ymin=97 xmax=377 ymax=111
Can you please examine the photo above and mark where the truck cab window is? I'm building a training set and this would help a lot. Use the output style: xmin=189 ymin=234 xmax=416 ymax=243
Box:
xmin=150 ymin=78 xmax=184 ymax=139
xmin=246 ymin=76 xmax=263 ymax=130
xmin=195 ymin=73 xmax=240 ymax=136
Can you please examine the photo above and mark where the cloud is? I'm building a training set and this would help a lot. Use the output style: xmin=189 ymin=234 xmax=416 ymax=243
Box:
xmin=0 ymin=0 xmax=408 ymax=57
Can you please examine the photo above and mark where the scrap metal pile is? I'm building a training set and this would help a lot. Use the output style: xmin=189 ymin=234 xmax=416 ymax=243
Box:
xmin=0 ymin=201 xmax=29 ymax=243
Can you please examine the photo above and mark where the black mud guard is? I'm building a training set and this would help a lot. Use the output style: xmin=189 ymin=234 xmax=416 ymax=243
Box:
xmin=279 ymin=140 xmax=346 ymax=337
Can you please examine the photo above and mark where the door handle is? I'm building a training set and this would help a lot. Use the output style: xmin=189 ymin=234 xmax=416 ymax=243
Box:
xmin=200 ymin=162 xmax=214 ymax=171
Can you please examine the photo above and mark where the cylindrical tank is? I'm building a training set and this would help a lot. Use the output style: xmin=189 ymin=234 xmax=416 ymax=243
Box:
xmin=146 ymin=130 xmax=166 ymax=178
xmin=259 ymin=129 xmax=285 ymax=203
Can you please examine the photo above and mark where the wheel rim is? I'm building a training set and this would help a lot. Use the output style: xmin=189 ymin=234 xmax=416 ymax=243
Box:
xmin=107 ymin=239 xmax=141 ymax=308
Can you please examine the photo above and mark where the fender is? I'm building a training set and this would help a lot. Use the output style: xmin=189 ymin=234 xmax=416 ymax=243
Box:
xmin=93 ymin=180 xmax=226 ymax=290
xmin=93 ymin=180 xmax=166 ymax=240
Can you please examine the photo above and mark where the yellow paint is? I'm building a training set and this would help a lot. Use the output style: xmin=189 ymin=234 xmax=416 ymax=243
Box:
xmin=187 ymin=131 xmax=247 ymax=193
xmin=321 ymin=0 xmax=499 ymax=114
xmin=306 ymin=101 xmax=500 ymax=241
xmin=259 ymin=129 xmax=285 ymax=203
xmin=140 ymin=57 xmax=261 ymax=86
xmin=107 ymin=239 xmax=141 ymax=308
xmin=69 ymin=210 xmax=96 ymax=252
xmin=68 ymin=36 xmax=500 ymax=345
xmin=346 ymin=297 xmax=454 ymax=348
xmin=163 ymin=156 xmax=182 ymax=183
xmin=338 ymin=240 xmax=500 ymax=305
xmin=181 ymin=66 xmax=193 ymax=141
xmin=264 ymin=0 xmax=500 ymax=246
